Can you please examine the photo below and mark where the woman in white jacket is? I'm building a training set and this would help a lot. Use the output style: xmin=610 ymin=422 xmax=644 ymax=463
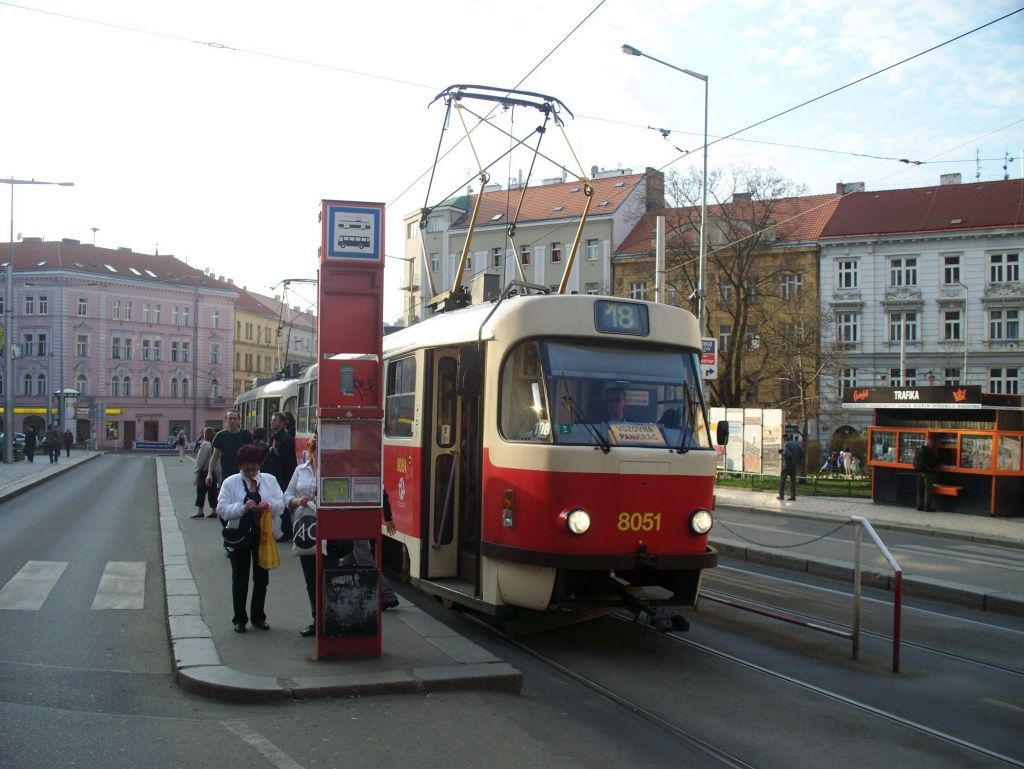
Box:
xmin=217 ymin=443 xmax=283 ymax=633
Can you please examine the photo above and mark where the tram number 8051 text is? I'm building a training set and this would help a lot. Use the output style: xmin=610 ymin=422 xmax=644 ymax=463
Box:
xmin=617 ymin=512 xmax=662 ymax=532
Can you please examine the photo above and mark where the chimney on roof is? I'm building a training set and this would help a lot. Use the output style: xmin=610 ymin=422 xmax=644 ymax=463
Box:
xmin=940 ymin=172 xmax=962 ymax=185
xmin=227 ymin=278 xmax=234 ymax=284
xmin=23 ymin=236 xmax=42 ymax=243
xmin=836 ymin=182 xmax=865 ymax=195
xmin=645 ymin=167 xmax=665 ymax=211
xmin=293 ymin=305 xmax=299 ymax=312
xmin=732 ymin=192 xmax=752 ymax=203
xmin=61 ymin=238 xmax=80 ymax=245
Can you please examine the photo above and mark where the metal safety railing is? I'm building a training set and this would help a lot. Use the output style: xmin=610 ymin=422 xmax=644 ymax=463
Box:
xmin=701 ymin=516 xmax=904 ymax=672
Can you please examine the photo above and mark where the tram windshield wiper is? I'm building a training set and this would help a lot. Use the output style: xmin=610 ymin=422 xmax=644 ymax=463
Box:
xmin=561 ymin=390 xmax=611 ymax=453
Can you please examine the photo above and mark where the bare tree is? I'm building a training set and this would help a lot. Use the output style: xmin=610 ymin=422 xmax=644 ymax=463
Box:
xmin=663 ymin=166 xmax=808 ymax=407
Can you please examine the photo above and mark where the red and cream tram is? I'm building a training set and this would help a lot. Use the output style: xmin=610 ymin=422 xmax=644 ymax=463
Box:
xmin=381 ymin=291 xmax=725 ymax=625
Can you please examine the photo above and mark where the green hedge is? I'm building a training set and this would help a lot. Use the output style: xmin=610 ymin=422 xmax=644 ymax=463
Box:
xmin=715 ymin=470 xmax=871 ymax=498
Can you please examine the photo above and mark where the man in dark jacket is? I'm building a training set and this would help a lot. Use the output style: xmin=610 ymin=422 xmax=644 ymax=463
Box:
xmin=24 ymin=428 xmax=37 ymax=463
xmin=914 ymin=437 xmax=939 ymax=511
xmin=778 ymin=435 xmax=805 ymax=501
xmin=262 ymin=412 xmax=298 ymax=540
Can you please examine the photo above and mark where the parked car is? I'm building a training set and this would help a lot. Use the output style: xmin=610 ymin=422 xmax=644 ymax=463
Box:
xmin=0 ymin=432 xmax=26 ymax=449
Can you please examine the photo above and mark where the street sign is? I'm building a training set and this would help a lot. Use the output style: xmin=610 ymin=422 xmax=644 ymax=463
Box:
xmin=701 ymin=337 xmax=717 ymax=380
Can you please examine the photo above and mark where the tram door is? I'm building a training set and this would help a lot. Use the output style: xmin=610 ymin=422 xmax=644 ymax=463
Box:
xmin=425 ymin=347 xmax=482 ymax=583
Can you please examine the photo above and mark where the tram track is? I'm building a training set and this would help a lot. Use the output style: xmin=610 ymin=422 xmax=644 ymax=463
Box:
xmin=646 ymin=617 xmax=1024 ymax=769
xmin=464 ymin=613 xmax=765 ymax=769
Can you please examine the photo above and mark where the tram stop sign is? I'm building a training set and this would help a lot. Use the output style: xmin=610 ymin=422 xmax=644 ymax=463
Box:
xmin=701 ymin=338 xmax=717 ymax=380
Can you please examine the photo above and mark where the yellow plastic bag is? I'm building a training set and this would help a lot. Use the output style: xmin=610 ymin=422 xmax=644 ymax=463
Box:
xmin=257 ymin=509 xmax=280 ymax=570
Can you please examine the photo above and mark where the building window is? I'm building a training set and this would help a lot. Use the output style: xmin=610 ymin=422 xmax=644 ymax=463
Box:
xmin=144 ymin=303 xmax=151 ymax=323
xmin=153 ymin=340 xmax=162 ymax=361
xmin=718 ymin=276 xmax=732 ymax=302
xmin=837 ymin=312 xmax=859 ymax=344
xmin=154 ymin=304 xmax=161 ymax=324
xmin=171 ymin=341 xmax=179 ymax=362
xmin=121 ymin=376 xmax=131 ymax=397
xmin=123 ymin=338 xmax=132 ymax=360
xmin=840 ymin=367 xmax=857 ymax=397
xmin=123 ymin=300 xmax=132 ymax=321
xmin=152 ymin=377 xmax=161 ymax=397
xmin=181 ymin=377 xmax=189 ymax=399
xmin=628 ymin=281 xmax=647 ymax=300
xmin=585 ymin=282 xmax=599 ymax=295
xmin=35 ymin=333 xmax=47 ymax=357
xmin=77 ymin=334 xmax=88 ymax=357
xmin=888 ymin=311 xmax=918 ymax=343
xmin=890 ymin=368 xmax=917 ymax=387
xmin=943 ymin=254 xmax=961 ymax=285
xmin=989 ymin=308 xmax=1020 ymax=340
xmin=211 ymin=343 xmax=220 ymax=365
xmin=112 ymin=299 xmax=121 ymax=320
xmin=182 ymin=341 xmax=190 ymax=363
xmin=110 ymin=376 xmax=120 ymax=397
xmin=141 ymin=376 xmax=150 ymax=398
xmin=36 ymin=373 xmax=46 ymax=396
xmin=25 ymin=295 xmax=34 ymax=315
xmin=210 ymin=378 xmax=220 ymax=398
xmin=430 ymin=252 xmax=440 ymax=272
xmin=245 ymin=322 xmax=253 ymax=341
xmin=837 ymin=260 xmax=858 ymax=289
xmin=212 ymin=309 xmax=220 ymax=329
xmin=989 ymin=368 xmax=1020 ymax=394
xmin=719 ymin=324 xmax=732 ymax=355
xmin=182 ymin=306 xmax=190 ymax=327
xmin=943 ymin=310 xmax=961 ymax=341
xmin=425 ymin=216 xmax=443 ymax=233
xmin=76 ymin=373 xmax=87 ymax=395
xmin=492 ymin=247 xmax=502 ymax=268
xmin=550 ymin=242 xmax=562 ymax=263
xmin=38 ymin=295 xmax=48 ymax=315
xmin=520 ymin=245 xmax=531 ymax=266
xmin=77 ymin=296 xmax=87 ymax=316
xmin=22 ymin=373 xmax=32 ymax=395
xmin=780 ymin=272 xmax=802 ymax=300
xmin=585 ymin=238 xmax=599 ymax=261
xmin=889 ymin=256 xmax=918 ymax=287
xmin=172 ymin=306 xmax=179 ymax=326
xmin=944 ymin=368 xmax=962 ymax=386
xmin=142 ymin=339 xmax=151 ymax=360
xmin=989 ymin=252 xmax=1020 ymax=284
xmin=171 ymin=378 xmax=178 ymax=398
xmin=22 ymin=333 xmax=33 ymax=356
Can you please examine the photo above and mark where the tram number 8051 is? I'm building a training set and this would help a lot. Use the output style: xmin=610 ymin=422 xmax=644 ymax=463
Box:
xmin=617 ymin=512 xmax=662 ymax=532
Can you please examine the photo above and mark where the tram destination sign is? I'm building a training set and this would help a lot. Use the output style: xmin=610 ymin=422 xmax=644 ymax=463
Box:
xmin=843 ymin=385 xmax=984 ymax=409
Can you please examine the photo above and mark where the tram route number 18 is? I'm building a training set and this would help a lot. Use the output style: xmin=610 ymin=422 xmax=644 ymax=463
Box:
xmin=595 ymin=300 xmax=649 ymax=336
xmin=617 ymin=512 xmax=662 ymax=532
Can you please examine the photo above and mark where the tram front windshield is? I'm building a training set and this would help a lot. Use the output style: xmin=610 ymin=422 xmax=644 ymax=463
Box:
xmin=500 ymin=339 xmax=712 ymax=449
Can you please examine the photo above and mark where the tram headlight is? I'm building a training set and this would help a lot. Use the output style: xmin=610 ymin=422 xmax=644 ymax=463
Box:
xmin=559 ymin=508 xmax=591 ymax=535
xmin=689 ymin=508 xmax=713 ymax=535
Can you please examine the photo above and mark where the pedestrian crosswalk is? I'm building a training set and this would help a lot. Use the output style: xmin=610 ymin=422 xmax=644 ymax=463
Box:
xmin=0 ymin=560 xmax=147 ymax=611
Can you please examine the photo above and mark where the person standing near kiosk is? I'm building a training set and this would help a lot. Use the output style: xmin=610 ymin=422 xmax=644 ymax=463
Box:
xmin=914 ymin=436 xmax=939 ymax=511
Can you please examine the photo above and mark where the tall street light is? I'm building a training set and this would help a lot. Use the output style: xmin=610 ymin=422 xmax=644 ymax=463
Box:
xmin=2 ymin=177 xmax=75 ymax=463
xmin=621 ymin=44 xmax=708 ymax=332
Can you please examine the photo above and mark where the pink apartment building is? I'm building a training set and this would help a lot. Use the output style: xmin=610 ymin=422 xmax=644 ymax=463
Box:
xmin=2 ymin=239 xmax=237 ymax=449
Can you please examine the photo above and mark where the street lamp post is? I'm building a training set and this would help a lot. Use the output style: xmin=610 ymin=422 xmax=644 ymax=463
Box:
xmin=955 ymin=281 xmax=969 ymax=384
xmin=2 ymin=177 xmax=74 ymax=463
xmin=622 ymin=44 xmax=708 ymax=332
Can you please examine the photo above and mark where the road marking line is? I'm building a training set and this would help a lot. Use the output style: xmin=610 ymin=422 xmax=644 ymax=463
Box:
xmin=0 ymin=561 xmax=68 ymax=610
xmin=92 ymin=561 xmax=147 ymax=610
xmin=221 ymin=721 xmax=305 ymax=769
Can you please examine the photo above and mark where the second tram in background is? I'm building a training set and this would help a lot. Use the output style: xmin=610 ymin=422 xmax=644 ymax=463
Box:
xmin=235 ymin=291 xmax=726 ymax=629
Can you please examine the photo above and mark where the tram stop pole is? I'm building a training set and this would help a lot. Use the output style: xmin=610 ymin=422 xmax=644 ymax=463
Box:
xmin=314 ymin=199 xmax=386 ymax=659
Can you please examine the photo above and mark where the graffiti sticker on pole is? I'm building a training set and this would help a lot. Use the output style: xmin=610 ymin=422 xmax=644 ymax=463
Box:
xmin=701 ymin=337 xmax=717 ymax=380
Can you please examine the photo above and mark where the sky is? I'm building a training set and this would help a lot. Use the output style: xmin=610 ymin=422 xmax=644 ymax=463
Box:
xmin=2 ymin=0 xmax=1022 ymax=322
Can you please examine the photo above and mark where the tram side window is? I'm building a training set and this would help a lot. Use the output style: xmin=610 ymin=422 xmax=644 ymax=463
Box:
xmin=499 ymin=342 xmax=552 ymax=443
xmin=386 ymin=355 xmax=417 ymax=438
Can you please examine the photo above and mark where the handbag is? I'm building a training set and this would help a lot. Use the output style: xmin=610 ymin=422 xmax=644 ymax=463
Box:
xmin=222 ymin=510 xmax=259 ymax=550
xmin=292 ymin=504 xmax=317 ymax=553
xmin=257 ymin=510 xmax=280 ymax=570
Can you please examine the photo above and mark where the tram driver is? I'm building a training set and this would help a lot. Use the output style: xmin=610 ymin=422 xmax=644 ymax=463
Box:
xmin=603 ymin=386 xmax=627 ymax=421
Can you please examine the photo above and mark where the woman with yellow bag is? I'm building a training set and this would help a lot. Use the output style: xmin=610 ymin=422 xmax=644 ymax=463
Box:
xmin=217 ymin=444 xmax=283 ymax=633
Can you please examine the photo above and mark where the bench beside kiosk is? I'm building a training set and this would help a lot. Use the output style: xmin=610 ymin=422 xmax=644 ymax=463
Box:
xmin=846 ymin=386 xmax=1024 ymax=517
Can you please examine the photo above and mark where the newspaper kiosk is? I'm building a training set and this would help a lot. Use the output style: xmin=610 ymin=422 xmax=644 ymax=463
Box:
xmin=847 ymin=386 xmax=1024 ymax=517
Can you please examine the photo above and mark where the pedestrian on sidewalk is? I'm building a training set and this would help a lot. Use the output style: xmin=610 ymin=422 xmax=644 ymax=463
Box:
xmin=191 ymin=426 xmax=220 ymax=518
xmin=24 ymin=428 xmax=36 ymax=463
xmin=284 ymin=433 xmax=321 ymax=637
xmin=217 ymin=444 xmax=283 ymax=633
xmin=46 ymin=424 xmax=61 ymax=464
xmin=63 ymin=428 xmax=73 ymax=458
xmin=914 ymin=436 xmax=939 ymax=512
xmin=262 ymin=412 xmax=297 ymax=540
xmin=206 ymin=410 xmax=252 ymax=495
xmin=176 ymin=429 xmax=188 ymax=462
xmin=778 ymin=434 xmax=804 ymax=501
